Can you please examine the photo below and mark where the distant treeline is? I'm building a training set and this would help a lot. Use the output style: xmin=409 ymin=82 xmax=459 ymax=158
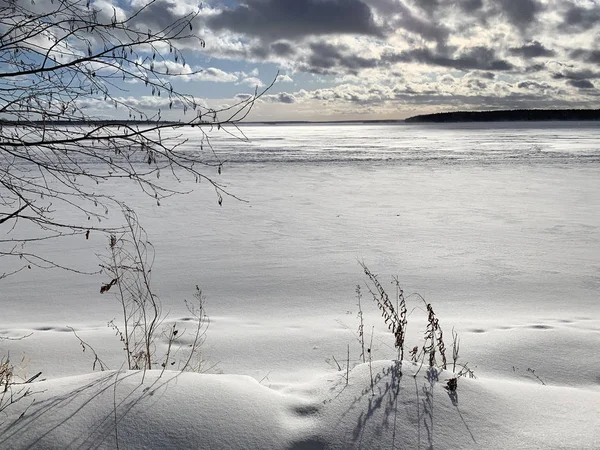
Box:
xmin=405 ymin=109 xmax=600 ymax=123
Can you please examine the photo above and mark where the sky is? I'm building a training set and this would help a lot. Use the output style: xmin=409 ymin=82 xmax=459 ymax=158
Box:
xmin=90 ymin=0 xmax=600 ymax=120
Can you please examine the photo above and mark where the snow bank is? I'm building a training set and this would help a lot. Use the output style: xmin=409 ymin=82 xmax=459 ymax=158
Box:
xmin=2 ymin=361 xmax=599 ymax=449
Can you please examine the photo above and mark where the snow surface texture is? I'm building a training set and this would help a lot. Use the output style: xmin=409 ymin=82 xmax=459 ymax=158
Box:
xmin=2 ymin=363 xmax=599 ymax=449
xmin=2 ymin=123 xmax=600 ymax=448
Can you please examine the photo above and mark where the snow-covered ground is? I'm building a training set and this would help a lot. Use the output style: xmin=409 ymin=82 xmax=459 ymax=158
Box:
xmin=1 ymin=123 xmax=599 ymax=448
xmin=3 ymin=363 xmax=599 ymax=449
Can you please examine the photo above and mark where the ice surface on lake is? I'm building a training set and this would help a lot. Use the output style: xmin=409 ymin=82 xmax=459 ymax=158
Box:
xmin=210 ymin=121 xmax=600 ymax=164
xmin=2 ymin=122 xmax=599 ymax=381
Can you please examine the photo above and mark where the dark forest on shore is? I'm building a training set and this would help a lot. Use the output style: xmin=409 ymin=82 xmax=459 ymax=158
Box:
xmin=405 ymin=109 xmax=600 ymax=123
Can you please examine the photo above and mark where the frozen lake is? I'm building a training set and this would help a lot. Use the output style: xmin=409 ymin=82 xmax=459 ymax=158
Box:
xmin=2 ymin=121 xmax=600 ymax=382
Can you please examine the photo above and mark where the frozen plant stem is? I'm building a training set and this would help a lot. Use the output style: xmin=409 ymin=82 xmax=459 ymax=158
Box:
xmin=160 ymin=323 xmax=177 ymax=377
xmin=452 ymin=327 xmax=459 ymax=373
xmin=360 ymin=263 xmax=406 ymax=363
xmin=99 ymin=208 xmax=161 ymax=371
xmin=332 ymin=355 xmax=342 ymax=371
xmin=346 ymin=344 xmax=350 ymax=386
xmin=356 ymin=285 xmax=366 ymax=364
xmin=392 ymin=276 xmax=407 ymax=362
xmin=369 ymin=326 xmax=374 ymax=395
xmin=98 ymin=209 xmax=209 ymax=374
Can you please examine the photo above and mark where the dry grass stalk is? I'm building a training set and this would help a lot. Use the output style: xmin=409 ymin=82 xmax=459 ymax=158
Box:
xmin=357 ymin=263 xmax=474 ymax=390
xmin=68 ymin=327 xmax=109 ymax=371
xmin=392 ymin=277 xmax=408 ymax=361
xmin=88 ymin=208 xmax=209 ymax=374
xmin=451 ymin=327 xmax=460 ymax=372
xmin=331 ymin=355 xmax=342 ymax=371
xmin=356 ymin=285 xmax=366 ymax=364
xmin=0 ymin=355 xmax=13 ymax=395
xmin=423 ymin=302 xmax=447 ymax=370
xmin=457 ymin=364 xmax=476 ymax=379
xmin=409 ymin=346 xmax=419 ymax=363
xmin=449 ymin=328 xmax=476 ymax=383
xmin=360 ymin=262 xmax=406 ymax=361
xmin=0 ymin=353 xmax=40 ymax=415
xmin=346 ymin=344 xmax=350 ymax=386
xmin=160 ymin=323 xmax=178 ymax=377
xmin=368 ymin=326 xmax=375 ymax=395
xmin=174 ymin=286 xmax=210 ymax=372
xmin=99 ymin=207 xmax=160 ymax=371
xmin=527 ymin=368 xmax=546 ymax=386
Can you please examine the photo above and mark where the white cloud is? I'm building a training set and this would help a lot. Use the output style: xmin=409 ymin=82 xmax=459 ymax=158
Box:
xmin=195 ymin=67 xmax=239 ymax=82
xmin=237 ymin=77 xmax=265 ymax=88
xmin=276 ymin=74 xmax=294 ymax=83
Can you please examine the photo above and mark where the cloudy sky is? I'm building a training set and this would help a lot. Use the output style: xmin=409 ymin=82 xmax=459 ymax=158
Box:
xmin=114 ymin=0 xmax=600 ymax=121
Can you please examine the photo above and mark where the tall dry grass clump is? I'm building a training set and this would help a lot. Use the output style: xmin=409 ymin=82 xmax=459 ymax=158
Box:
xmin=72 ymin=207 xmax=209 ymax=374
xmin=423 ymin=301 xmax=447 ymax=370
xmin=0 ymin=353 xmax=41 ymax=415
xmin=358 ymin=263 xmax=474 ymax=389
xmin=360 ymin=262 xmax=407 ymax=361
xmin=99 ymin=208 xmax=161 ymax=371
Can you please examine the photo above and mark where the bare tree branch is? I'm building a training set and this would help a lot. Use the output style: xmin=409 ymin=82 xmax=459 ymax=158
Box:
xmin=0 ymin=200 xmax=29 ymax=225
xmin=0 ymin=0 xmax=271 ymax=277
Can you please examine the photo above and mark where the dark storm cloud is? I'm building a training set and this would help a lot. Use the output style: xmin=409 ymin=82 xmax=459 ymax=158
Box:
xmin=411 ymin=0 xmax=439 ymax=16
xmin=494 ymin=0 xmax=544 ymax=30
xmin=305 ymin=42 xmax=378 ymax=74
xmin=458 ymin=0 xmax=483 ymax=12
xmin=307 ymin=42 xmax=343 ymax=70
xmin=568 ymin=79 xmax=595 ymax=89
xmin=302 ymin=84 xmax=591 ymax=111
xmin=560 ymin=4 xmax=600 ymax=32
xmin=472 ymin=71 xmax=496 ymax=79
xmin=270 ymin=42 xmax=295 ymax=57
xmin=409 ymin=0 xmax=482 ymax=16
xmin=524 ymin=63 xmax=546 ymax=73
xmin=583 ymin=51 xmax=600 ymax=65
xmin=299 ymin=42 xmax=514 ymax=76
xmin=406 ymin=0 xmax=541 ymax=30
xmin=208 ymin=0 xmax=382 ymax=39
xmin=390 ymin=46 xmax=513 ymax=71
xmin=551 ymin=68 xmax=600 ymax=81
xmin=249 ymin=46 xmax=269 ymax=59
xmin=509 ymin=41 xmax=555 ymax=58
xmin=570 ymin=49 xmax=600 ymax=65
xmin=388 ymin=1 xmax=450 ymax=44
